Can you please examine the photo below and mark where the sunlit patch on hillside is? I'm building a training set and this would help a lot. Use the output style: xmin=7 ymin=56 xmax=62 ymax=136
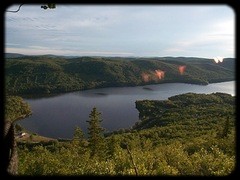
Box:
xmin=154 ymin=70 xmax=165 ymax=80
xmin=141 ymin=72 xmax=151 ymax=82
xmin=178 ymin=65 xmax=186 ymax=75
xmin=141 ymin=69 xmax=165 ymax=82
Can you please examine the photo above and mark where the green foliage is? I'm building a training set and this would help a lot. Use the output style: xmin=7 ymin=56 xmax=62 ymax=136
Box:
xmin=217 ymin=117 xmax=232 ymax=139
xmin=72 ymin=126 xmax=87 ymax=148
xmin=17 ymin=138 xmax=235 ymax=176
xmin=87 ymin=107 xmax=105 ymax=157
xmin=134 ymin=92 xmax=235 ymax=131
xmin=17 ymin=93 xmax=235 ymax=176
xmin=190 ymin=145 xmax=235 ymax=176
xmin=73 ymin=126 xmax=84 ymax=141
xmin=4 ymin=95 xmax=31 ymax=121
xmin=5 ymin=56 xmax=235 ymax=95
xmin=7 ymin=79 xmax=235 ymax=176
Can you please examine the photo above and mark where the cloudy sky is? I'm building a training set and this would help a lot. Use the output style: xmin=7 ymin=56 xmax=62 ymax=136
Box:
xmin=5 ymin=4 xmax=235 ymax=58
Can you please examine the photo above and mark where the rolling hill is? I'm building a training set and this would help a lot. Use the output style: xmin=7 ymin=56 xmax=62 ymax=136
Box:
xmin=5 ymin=56 xmax=235 ymax=95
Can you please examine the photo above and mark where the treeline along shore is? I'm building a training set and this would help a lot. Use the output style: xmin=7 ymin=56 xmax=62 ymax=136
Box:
xmin=5 ymin=55 xmax=235 ymax=95
xmin=4 ymin=92 xmax=236 ymax=175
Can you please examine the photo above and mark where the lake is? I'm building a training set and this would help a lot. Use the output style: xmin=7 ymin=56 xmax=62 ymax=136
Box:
xmin=18 ymin=81 xmax=235 ymax=139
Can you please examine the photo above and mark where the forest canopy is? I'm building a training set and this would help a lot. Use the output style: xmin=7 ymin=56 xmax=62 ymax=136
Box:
xmin=14 ymin=92 xmax=236 ymax=176
xmin=5 ymin=56 xmax=235 ymax=95
xmin=5 ymin=96 xmax=31 ymax=122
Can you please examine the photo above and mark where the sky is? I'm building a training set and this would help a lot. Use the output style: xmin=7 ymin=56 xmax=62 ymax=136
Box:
xmin=5 ymin=4 xmax=235 ymax=58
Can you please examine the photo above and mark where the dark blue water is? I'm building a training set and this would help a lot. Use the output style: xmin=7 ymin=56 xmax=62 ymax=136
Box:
xmin=18 ymin=81 xmax=235 ymax=139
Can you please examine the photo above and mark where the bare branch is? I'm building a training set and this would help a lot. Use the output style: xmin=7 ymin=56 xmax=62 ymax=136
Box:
xmin=6 ymin=4 xmax=24 ymax=13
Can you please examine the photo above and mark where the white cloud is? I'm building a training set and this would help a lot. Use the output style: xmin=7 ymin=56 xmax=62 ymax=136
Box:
xmin=162 ymin=17 xmax=234 ymax=58
xmin=6 ymin=43 xmax=21 ymax=46
xmin=5 ymin=5 xmax=235 ymax=58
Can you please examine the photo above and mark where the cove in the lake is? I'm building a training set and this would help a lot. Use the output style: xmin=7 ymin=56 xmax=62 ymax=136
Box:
xmin=18 ymin=81 xmax=235 ymax=139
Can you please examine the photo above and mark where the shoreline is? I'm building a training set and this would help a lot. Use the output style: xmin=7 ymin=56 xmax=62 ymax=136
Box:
xmin=13 ymin=79 xmax=235 ymax=99
xmin=13 ymin=80 xmax=235 ymax=141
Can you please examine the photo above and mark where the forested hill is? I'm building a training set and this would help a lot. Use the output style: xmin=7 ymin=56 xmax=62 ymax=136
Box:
xmin=134 ymin=92 xmax=235 ymax=131
xmin=15 ymin=92 xmax=235 ymax=175
xmin=5 ymin=56 xmax=235 ymax=95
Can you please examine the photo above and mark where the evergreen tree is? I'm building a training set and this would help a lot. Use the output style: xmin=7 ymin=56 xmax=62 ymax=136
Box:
xmin=86 ymin=107 xmax=105 ymax=157
xmin=217 ymin=116 xmax=231 ymax=139
xmin=222 ymin=117 xmax=231 ymax=138
xmin=72 ymin=126 xmax=87 ymax=153
xmin=72 ymin=126 xmax=85 ymax=144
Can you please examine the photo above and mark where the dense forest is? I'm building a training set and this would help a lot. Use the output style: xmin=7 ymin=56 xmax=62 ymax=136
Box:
xmin=5 ymin=55 xmax=235 ymax=95
xmin=4 ymin=55 xmax=236 ymax=175
xmin=5 ymin=96 xmax=31 ymax=122
xmin=7 ymin=93 xmax=235 ymax=176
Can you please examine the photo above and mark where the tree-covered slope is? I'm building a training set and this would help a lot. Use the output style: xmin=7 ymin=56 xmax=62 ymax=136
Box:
xmin=5 ymin=56 xmax=235 ymax=95
xmin=134 ymin=92 xmax=235 ymax=133
xmin=5 ymin=96 xmax=32 ymax=121
xmin=16 ymin=92 xmax=235 ymax=175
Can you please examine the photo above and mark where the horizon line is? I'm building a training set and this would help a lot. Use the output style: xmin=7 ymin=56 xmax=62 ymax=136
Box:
xmin=5 ymin=52 xmax=234 ymax=59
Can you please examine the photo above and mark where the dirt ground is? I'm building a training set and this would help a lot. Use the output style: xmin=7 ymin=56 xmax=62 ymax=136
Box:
xmin=16 ymin=132 xmax=56 ymax=143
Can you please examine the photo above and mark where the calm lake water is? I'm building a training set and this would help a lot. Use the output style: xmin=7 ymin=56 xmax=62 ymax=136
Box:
xmin=18 ymin=81 xmax=235 ymax=139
